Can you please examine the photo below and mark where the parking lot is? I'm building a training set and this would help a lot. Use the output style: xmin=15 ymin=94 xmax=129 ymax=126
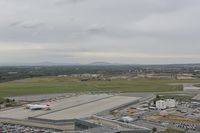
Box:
xmin=0 ymin=123 xmax=60 ymax=133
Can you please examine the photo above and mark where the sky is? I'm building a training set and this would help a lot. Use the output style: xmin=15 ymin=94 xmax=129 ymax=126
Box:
xmin=0 ymin=0 xmax=200 ymax=64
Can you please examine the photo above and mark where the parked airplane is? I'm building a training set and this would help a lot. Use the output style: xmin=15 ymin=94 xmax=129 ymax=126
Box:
xmin=26 ymin=104 xmax=50 ymax=110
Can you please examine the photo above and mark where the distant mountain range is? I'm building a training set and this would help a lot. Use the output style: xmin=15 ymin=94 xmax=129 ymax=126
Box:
xmin=88 ymin=62 xmax=121 ymax=66
xmin=32 ymin=62 xmax=115 ymax=66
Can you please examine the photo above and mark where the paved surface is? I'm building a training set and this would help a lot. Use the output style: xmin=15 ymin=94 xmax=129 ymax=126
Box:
xmin=183 ymin=83 xmax=200 ymax=91
xmin=0 ymin=94 xmax=112 ymax=119
xmin=169 ymin=83 xmax=200 ymax=91
xmin=133 ymin=120 xmax=166 ymax=132
xmin=37 ymin=96 xmax=140 ymax=120
xmin=192 ymin=93 xmax=200 ymax=101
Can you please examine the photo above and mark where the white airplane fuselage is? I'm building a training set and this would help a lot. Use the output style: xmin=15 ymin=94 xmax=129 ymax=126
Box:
xmin=26 ymin=104 xmax=50 ymax=110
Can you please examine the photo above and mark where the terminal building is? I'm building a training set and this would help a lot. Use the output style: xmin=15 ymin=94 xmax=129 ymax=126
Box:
xmin=165 ymin=99 xmax=176 ymax=108
xmin=156 ymin=99 xmax=176 ymax=110
xmin=156 ymin=100 xmax=167 ymax=110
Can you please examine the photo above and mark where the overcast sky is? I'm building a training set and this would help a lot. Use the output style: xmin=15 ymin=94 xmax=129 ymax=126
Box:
xmin=0 ymin=0 xmax=200 ymax=64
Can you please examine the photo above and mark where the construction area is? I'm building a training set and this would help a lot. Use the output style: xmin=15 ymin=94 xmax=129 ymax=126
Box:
xmin=144 ymin=115 xmax=200 ymax=124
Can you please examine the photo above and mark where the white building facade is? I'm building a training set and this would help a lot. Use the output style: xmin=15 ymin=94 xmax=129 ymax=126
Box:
xmin=156 ymin=99 xmax=176 ymax=110
xmin=165 ymin=99 xmax=176 ymax=108
xmin=156 ymin=100 xmax=167 ymax=110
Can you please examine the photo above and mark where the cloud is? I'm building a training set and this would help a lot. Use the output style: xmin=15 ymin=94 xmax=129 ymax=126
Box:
xmin=77 ymin=52 xmax=200 ymax=59
xmin=0 ymin=0 xmax=200 ymax=64
xmin=86 ymin=24 xmax=107 ymax=35
xmin=9 ymin=21 xmax=44 ymax=29
xmin=21 ymin=22 xmax=44 ymax=29
xmin=54 ymin=0 xmax=86 ymax=5
xmin=0 ymin=43 xmax=44 ymax=53
xmin=9 ymin=21 xmax=22 ymax=27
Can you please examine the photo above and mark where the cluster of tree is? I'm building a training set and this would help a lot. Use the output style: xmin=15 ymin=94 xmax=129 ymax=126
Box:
xmin=0 ymin=64 xmax=200 ymax=83
xmin=0 ymin=98 xmax=16 ymax=108
xmin=0 ymin=65 xmax=134 ymax=82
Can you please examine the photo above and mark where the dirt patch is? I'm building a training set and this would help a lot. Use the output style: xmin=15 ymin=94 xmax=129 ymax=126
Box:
xmin=145 ymin=114 xmax=200 ymax=124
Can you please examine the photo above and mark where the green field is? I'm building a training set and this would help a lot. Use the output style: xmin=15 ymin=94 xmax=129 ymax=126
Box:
xmin=194 ymin=84 xmax=200 ymax=87
xmin=0 ymin=77 xmax=200 ymax=97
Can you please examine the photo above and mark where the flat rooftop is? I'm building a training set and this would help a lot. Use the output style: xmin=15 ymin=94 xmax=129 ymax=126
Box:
xmin=0 ymin=94 xmax=140 ymax=120
xmin=37 ymin=96 xmax=140 ymax=120
xmin=77 ymin=116 xmax=150 ymax=132
xmin=0 ymin=94 xmax=112 ymax=119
